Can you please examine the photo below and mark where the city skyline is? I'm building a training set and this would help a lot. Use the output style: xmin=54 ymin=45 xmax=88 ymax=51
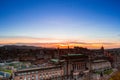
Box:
xmin=0 ymin=0 xmax=120 ymax=49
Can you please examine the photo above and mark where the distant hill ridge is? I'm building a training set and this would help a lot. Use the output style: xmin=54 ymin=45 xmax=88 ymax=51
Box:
xmin=0 ymin=45 xmax=42 ymax=50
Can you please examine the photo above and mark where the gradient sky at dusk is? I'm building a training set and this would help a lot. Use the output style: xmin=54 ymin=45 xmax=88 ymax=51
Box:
xmin=0 ymin=0 xmax=120 ymax=48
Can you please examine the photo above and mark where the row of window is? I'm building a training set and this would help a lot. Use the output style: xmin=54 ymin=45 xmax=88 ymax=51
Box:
xmin=16 ymin=68 xmax=61 ymax=76
xmin=17 ymin=70 xmax=63 ymax=80
xmin=92 ymin=62 xmax=111 ymax=70
xmin=17 ymin=71 xmax=38 ymax=76
xmin=73 ymin=64 xmax=85 ymax=70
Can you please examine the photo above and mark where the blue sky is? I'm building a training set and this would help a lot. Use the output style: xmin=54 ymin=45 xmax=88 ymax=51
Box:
xmin=0 ymin=0 xmax=120 ymax=48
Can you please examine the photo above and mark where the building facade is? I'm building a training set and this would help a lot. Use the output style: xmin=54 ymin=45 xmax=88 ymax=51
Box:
xmin=61 ymin=54 xmax=88 ymax=80
xmin=87 ymin=59 xmax=111 ymax=71
xmin=13 ymin=65 xmax=64 ymax=80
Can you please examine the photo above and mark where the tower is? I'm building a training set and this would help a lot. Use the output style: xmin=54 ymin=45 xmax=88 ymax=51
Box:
xmin=101 ymin=46 xmax=104 ymax=54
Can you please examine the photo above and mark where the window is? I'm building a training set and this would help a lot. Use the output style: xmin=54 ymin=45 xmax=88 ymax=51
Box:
xmin=31 ymin=75 xmax=34 ymax=80
xmin=28 ymin=72 xmax=30 ymax=74
xmin=36 ymin=71 xmax=38 ymax=73
xmin=24 ymin=76 xmax=26 ymax=80
xmin=18 ymin=73 xmax=21 ymax=76
xmin=20 ymin=77 xmax=23 ymax=80
xmin=27 ymin=75 xmax=30 ymax=78
xmin=24 ymin=73 xmax=27 ymax=75
xmin=32 ymin=72 xmax=35 ymax=74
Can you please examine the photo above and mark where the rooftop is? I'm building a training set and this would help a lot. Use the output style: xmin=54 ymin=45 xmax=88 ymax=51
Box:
xmin=62 ymin=54 xmax=84 ymax=57
xmin=93 ymin=59 xmax=108 ymax=63
xmin=50 ymin=59 xmax=59 ymax=63
xmin=50 ymin=59 xmax=65 ymax=63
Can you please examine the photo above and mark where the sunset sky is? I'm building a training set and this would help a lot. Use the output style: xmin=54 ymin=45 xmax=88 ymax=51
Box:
xmin=0 ymin=0 xmax=120 ymax=49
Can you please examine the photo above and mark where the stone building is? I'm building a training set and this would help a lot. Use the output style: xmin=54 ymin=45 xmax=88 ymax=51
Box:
xmin=12 ymin=65 xmax=64 ymax=80
xmin=61 ymin=53 xmax=88 ymax=80
xmin=87 ymin=59 xmax=111 ymax=71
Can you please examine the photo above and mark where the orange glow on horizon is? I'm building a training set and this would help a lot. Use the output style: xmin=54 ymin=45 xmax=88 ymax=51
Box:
xmin=0 ymin=37 xmax=120 ymax=49
xmin=34 ymin=43 xmax=120 ymax=49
